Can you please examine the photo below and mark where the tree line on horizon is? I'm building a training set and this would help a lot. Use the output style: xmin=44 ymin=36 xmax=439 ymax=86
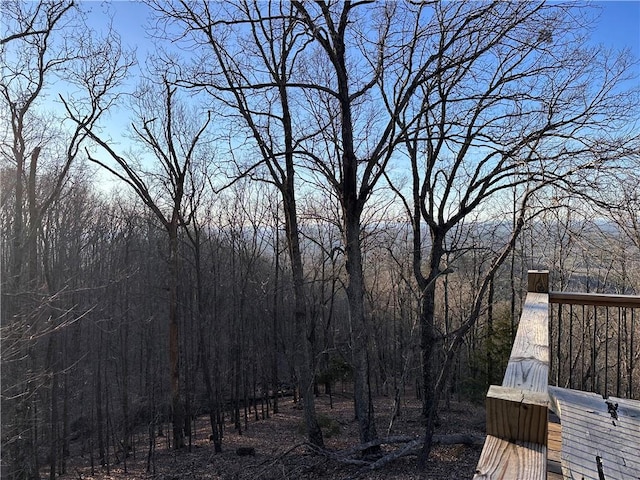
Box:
xmin=2 ymin=1 xmax=639 ymax=478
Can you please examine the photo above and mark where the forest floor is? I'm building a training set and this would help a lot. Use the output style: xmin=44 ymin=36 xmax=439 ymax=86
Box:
xmin=63 ymin=394 xmax=485 ymax=480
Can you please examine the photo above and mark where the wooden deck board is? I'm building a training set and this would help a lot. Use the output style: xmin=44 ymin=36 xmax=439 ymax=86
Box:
xmin=557 ymin=415 xmax=640 ymax=454
xmin=473 ymin=435 xmax=547 ymax=480
xmin=548 ymin=386 xmax=640 ymax=480
xmin=547 ymin=421 xmax=561 ymax=457
xmin=547 ymin=420 xmax=562 ymax=477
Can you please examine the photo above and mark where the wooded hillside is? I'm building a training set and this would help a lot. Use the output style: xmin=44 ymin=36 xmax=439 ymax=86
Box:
xmin=2 ymin=2 xmax=639 ymax=478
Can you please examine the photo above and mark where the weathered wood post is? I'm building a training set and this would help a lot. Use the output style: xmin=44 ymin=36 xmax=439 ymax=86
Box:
xmin=528 ymin=270 xmax=549 ymax=294
xmin=474 ymin=270 xmax=550 ymax=479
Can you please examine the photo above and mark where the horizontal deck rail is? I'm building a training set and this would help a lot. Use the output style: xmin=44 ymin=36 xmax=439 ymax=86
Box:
xmin=549 ymin=291 xmax=640 ymax=308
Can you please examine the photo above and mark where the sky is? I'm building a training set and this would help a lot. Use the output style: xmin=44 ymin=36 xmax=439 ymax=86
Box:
xmin=82 ymin=1 xmax=640 ymax=112
xmin=88 ymin=1 xmax=640 ymax=67
xmin=73 ymin=1 xmax=640 ymax=193
xmin=591 ymin=1 xmax=640 ymax=92
xmin=591 ymin=1 xmax=640 ymax=62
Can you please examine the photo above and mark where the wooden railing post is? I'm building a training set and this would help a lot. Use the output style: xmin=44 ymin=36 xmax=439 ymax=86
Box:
xmin=474 ymin=272 xmax=550 ymax=479
xmin=528 ymin=270 xmax=549 ymax=293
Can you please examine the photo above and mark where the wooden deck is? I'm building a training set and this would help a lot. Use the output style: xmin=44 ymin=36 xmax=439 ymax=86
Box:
xmin=474 ymin=271 xmax=640 ymax=480
xmin=548 ymin=386 xmax=640 ymax=480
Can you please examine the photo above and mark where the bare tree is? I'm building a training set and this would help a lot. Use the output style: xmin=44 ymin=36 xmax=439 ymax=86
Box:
xmin=590 ymin=154 xmax=640 ymax=271
xmin=149 ymin=0 xmax=328 ymax=446
xmin=65 ymin=65 xmax=213 ymax=449
xmin=382 ymin=1 xmax=639 ymax=464
xmin=1 ymin=2 xmax=131 ymax=477
xmin=1 ymin=1 xmax=130 ymax=289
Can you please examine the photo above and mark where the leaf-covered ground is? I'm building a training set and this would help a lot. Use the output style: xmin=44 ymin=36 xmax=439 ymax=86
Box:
xmin=63 ymin=394 xmax=485 ymax=479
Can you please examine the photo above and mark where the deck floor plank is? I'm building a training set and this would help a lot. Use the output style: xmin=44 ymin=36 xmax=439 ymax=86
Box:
xmin=557 ymin=410 xmax=640 ymax=449
xmin=473 ymin=435 xmax=547 ymax=480
xmin=548 ymin=386 xmax=640 ymax=480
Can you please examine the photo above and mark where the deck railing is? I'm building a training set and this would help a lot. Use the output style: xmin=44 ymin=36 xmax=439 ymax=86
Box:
xmin=473 ymin=270 xmax=640 ymax=479
xmin=549 ymin=291 xmax=640 ymax=400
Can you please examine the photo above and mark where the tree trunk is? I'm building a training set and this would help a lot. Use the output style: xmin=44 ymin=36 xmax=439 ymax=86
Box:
xmin=272 ymin=222 xmax=280 ymax=415
xmin=49 ymin=371 xmax=58 ymax=480
xmin=191 ymin=229 xmax=223 ymax=452
xmin=416 ymin=233 xmax=447 ymax=467
xmin=337 ymin=19 xmax=378 ymax=444
xmin=95 ymin=340 xmax=106 ymax=466
xmin=62 ymin=370 xmax=69 ymax=474
xmin=47 ymin=332 xmax=59 ymax=480
xmin=10 ymin=145 xmax=26 ymax=290
xmin=168 ymin=222 xmax=184 ymax=449
xmin=27 ymin=146 xmax=40 ymax=285
xmin=487 ymin=277 xmax=495 ymax=386
xmin=278 ymin=68 xmax=324 ymax=446
xmin=419 ymin=236 xmax=445 ymax=418
xmin=344 ymin=214 xmax=378 ymax=446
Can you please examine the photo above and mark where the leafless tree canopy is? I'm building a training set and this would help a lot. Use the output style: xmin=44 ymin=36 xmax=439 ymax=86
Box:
xmin=2 ymin=1 xmax=639 ymax=478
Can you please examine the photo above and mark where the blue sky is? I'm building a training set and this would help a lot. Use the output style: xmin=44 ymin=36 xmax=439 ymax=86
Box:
xmin=84 ymin=1 xmax=640 ymax=124
xmin=90 ymin=1 xmax=640 ymax=61
xmin=80 ymin=1 xmax=640 ymax=138
xmin=81 ymin=1 xmax=640 ymax=132
xmin=74 ymin=1 xmax=640 ymax=193
xmin=592 ymin=1 xmax=640 ymax=57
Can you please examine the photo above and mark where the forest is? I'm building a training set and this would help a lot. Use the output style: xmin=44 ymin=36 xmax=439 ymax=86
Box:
xmin=2 ymin=1 xmax=639 ymax=479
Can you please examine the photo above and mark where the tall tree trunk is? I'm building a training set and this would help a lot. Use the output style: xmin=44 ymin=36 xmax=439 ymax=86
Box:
xmin=47 ymin=333 xmax=59 ymax=480
xmin=49 ymin=371 xmax=58 ymax=480
xmin=284 ymin=193 xmax=324 ymax=447
xmin=338 ymin=27 xmax=378 ymax=445
xmin=10 ymin=146 xmax=26 ymax=289
xmin=272 ymin=225 xmax=280 ymax=416
xmin=487 ymin=277 xmax=495 ymax=386
xmin=190 ymin=229 xmax=223 ymax=452
xmin=62 ymin=369 xmax=69 ymax=474
xmin=344 ymin=213 xmax=378 ymax=446
xmin=168 ymin=222 xmax=184 ymax=449
xmin=276 ymin=65 xmax=324 ymax=445
xmin=198 ymin=335 xmax=222 ymax=452
xmin=415 ymin=233 xmax=447 ymax=468
xmin=419 ymin=236 xmax=445 ymax=418
xmin=27 ymin=147 xmax=40 ymax=285
xmin=120 ymin=318 xmax=130 ymax=461
xmin=95 ymin=334 xmax=106 ymax=466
